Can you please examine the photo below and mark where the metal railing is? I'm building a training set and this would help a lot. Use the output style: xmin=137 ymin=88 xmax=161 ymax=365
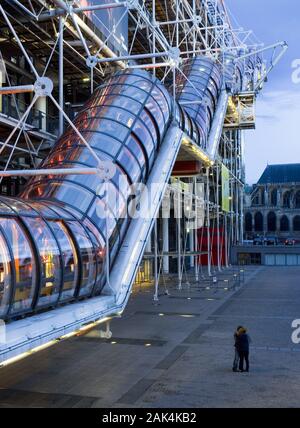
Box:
xmin=0 ymin=95 xmax=58 ymax=135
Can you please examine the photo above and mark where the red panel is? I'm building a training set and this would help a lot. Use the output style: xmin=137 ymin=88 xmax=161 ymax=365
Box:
xmin=172 ymin=161 xmax=201 ymax=176
xmin=197 ymin=227 xmax=226 ymax=266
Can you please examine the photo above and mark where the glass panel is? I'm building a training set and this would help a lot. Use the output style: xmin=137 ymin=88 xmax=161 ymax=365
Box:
xmin=67 ymin=145 xmax=107 ymax=167
xmin=66 ymin=221 xmax=97 ymax=297
xmin=102 ymin=94 xmax=141 ymax=114
xmin=49 ymin=221 xmax=79 ymax=302
xmin=87 ymin=199 xmax=117 ymax=238
xmin=126 ymin=135 xmax=146 ymax=169
xmin=0 ymin=197 xmax=37 ymax=217
xmin=139 ymin=110 xmax=158 ymax=145
xmin=100 ymin=106 xmax=136 ymax=128
xmin=151 ymin=86 xmax=170 ymax=121
xmin=75 ymin=116 xmax=129 ymax=141
xmin=43 ymin=147 xmax=72 ymax=167
xmin=47 ymin=202 xmax=83 ymax=220
xmin=133 ymin=120 xmax=155 ymax=156
xmin=81 ymin=132 xmax=122 ymax=157
xmin=96 ymin=181 xmax=126 ymax=219
xmin=0 ymin=229 xmax=11 ymax=318
xmin=145 ymin=97 xmax=164 ymax=135
xmin=37 ymin=181 xmax=94 ymax=212
xmin=0 ymin=218 xmax=36 ymax=315
xmin=83 ymin=218 xmax=105 ymax=294
xmin=117 ymin=147 xmax=141 ymax=183
xmin=20 ymin=183 xmax=45 ymax=200
xmin=111 ymin=165 xmax=131 ymax=201
xmin=117 ymin=85 xmax=148 ymax=103
xmin=0 ymin=199 xmax=14 ymax=214
xmin=29 ymin=202 xmax=61 ymax=219
xmin=23 ymin=217 xmax=61 ymax=308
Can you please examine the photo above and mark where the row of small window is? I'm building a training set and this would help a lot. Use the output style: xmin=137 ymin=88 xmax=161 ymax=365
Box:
xmin=252 ymin=190 xmax=300 ymax=209
xmin=245 ymin=213 xmax=300 ymax=232
xmin=0 ymin=213 xmax=106 ymax=320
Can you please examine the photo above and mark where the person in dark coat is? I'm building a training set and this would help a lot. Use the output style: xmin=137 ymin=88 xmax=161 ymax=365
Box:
xmin=236 ymin=327 xmax=251 ymax=372
xmin=232 ymin=326 xmax=243 ymax=372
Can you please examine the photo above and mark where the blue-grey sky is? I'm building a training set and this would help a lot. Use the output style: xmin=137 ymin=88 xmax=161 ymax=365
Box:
xmin=226 ymin=0 xmax=300 ymax=183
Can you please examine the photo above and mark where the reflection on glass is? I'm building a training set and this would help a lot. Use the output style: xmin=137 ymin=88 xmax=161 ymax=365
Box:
xmin=34 ymin=182 xmax=94 ymax=214
xmin=66 ymin=222 xmax=96 ymax=297
xmin=0 ymin=218 xmax=36 ymax=314
xmin=23 ymin=217 xmax=61 ymax=308
xmin=0 ymin=199 xmax=14 ymax=214
xmin=49 ymin=221 xmax=78 ymax=302
xmin=0 ymin=230 xmax=11 ymax=318
xmin=83 ymin=218 xmax=105 ymax=295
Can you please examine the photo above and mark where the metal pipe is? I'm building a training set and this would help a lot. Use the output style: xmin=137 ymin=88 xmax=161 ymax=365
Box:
xmin=129 ymin=62 xmax=170 ymax=70
xmin=95 ymin=51 xmax=169 ymax=64
xmin=74 ymin=2 xmax=127 ymax=13
xmin=177 ymin=178 xmax=182 ymax=290
xmin=58 ymin=17 xmax=64 ymax=136
xmin=206 ymin=168 xmax=211 ymax=276
xmin=162 ymin=217 xmax=169 ymax=274
xmin=216 ymin=162 xmax=221 ymax=271
xmin=9 ymin=0 xmax=37 ymax=19
xmin=153 ymin=218 xmax=159 ymax=302
xmin=0 ymin=168 xmax=101 ymax=177
xmin=0 ymin=85 xmax=34 ymax=95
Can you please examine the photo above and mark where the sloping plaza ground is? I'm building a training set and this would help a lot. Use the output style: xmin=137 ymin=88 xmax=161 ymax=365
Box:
xmin=0 ymin=266 xmax=300 ymax=408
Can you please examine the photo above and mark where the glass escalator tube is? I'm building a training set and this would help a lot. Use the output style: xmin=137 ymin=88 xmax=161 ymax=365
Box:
xmin=0 ymin=69 xmax=174 ymax=320
xmin=0 ymin=60 xmax=224 ymax=321
xmin=175 ymin=57 xmax=223 ymax=147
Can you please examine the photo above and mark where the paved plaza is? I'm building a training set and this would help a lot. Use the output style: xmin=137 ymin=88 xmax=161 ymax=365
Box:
xmin=0 ymin=266 xmax=300 ymax=408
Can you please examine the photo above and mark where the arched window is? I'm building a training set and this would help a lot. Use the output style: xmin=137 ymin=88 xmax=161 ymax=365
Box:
xmin=254 ymin=212 xmax=263 ymax=232
xmin=295 ymin=192 xmax=300 ymax=209
xmin=280 ymin=216 xmax=289 ymax=232
xmin=271 ymin=189 xmax=277 ymax=206
xmin=267 ymin=212 xmax=277 ymax=232
xmin=245 ymin=213 xmax=252 ymax=232
xmin=283 ymin=191 xmax=291 ymax=209
xmin=293 ymin=216 xmax=300 ymax=232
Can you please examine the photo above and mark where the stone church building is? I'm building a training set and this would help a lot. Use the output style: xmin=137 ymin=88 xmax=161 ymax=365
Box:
xmin=245 ymin=164 xmax=300 ymax=239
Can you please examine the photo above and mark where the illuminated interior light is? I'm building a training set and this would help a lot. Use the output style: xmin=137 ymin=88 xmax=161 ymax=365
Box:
xmin=0 ymin=317 xmax=112 ymax=368
xmin=180 ymin=314 xmax=195 ymax=318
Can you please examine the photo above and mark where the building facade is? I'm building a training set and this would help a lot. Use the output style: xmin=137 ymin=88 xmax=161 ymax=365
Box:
xmin=245 ymin=164 xmax=300 ymax=240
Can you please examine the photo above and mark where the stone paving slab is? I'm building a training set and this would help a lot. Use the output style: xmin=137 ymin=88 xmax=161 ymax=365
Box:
xmin=0 ymin=266 xmax=299 ymax=408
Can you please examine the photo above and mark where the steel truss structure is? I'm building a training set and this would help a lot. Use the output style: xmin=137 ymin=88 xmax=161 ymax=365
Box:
xmin=0 ymin=0 xmax=287 ymax=364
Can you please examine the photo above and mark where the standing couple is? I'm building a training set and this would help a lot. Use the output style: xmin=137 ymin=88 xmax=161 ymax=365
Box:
xmin=233 ymin=326 xmax=251 ymax=373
